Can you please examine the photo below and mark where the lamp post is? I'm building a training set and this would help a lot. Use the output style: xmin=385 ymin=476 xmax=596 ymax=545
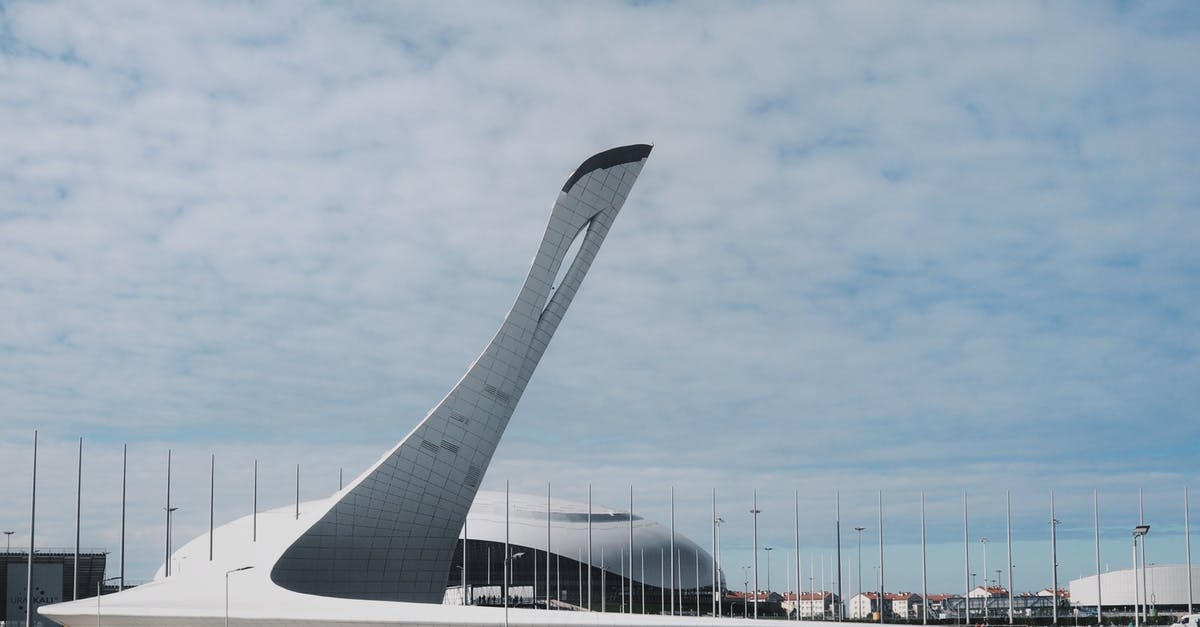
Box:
xmin=96 ymin=575 xmax=122 ymax=626
xmin=980 ymin=537 xmax=989 ymax=619
xmin=766 ymin=547 xmax=774 ymax=597
xmin=855 ymin=526 xmax=866 ymax=617
xmin=1132 ymin=525 xmax=1150 ymax=627
xmin=1051 ymin=514 xmax=1061 ymax=625
xmin=504 ymin=551 xmax=525 ymax=627
xmin=225 ymin=565 xmax=253 ymax=627
xmin=751 ymin=492 xmax=762 ymax=620
xmin=3 ymin=531 xmax=11 ymax=552
xmin=715 ymin=516 xmax=725 ymax=617
xmin=743 ymin=565 xmax=751 ymax=619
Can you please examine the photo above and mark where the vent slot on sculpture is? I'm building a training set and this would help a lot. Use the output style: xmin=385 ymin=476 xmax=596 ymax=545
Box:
xmin=547 ymin=220 xmax=591 ymax=309
xmin=465 ymin=465 xmax=483 ymax=488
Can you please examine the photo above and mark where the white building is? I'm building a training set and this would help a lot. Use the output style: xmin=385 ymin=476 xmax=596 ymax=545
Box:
xmin=1070 ymin=564 xmax=1200 ymax=610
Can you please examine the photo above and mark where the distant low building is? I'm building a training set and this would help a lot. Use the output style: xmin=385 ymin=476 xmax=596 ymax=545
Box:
xmin=1070 ymin=564 xmax=1200 ymax=612
xmin=782 ymin=591 xmax=839 ymax=618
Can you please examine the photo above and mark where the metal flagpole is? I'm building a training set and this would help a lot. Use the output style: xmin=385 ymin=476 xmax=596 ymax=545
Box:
xmin=210 ymin=454 xmax=215 ymax=561
xmin=588 ymin=484 xmax=593 ymax=611
xmin=549 ymin=482 xmax=553 ymax=610
xmin=796 ymin=491 xmax=801 ymax=623
xmin=505 ymin=480 xmax=509 ymax=616
xmin=252 ymin=459 xmax=258 ymax=542
xmin=1008 ymin=490 xmax=1015 ymax=624
xmin=712 ymin=488 xmax=717 ymax=617
xmin=1186 ymin=486 xmax=1193 ymax=615
xmin=836 ymin=491 xmax=843 ymax=621
xmin=120 ymin=443 xmax=127 ymax=591
xmin=963 ymin=492 xmax=970 ymax=627
xmin=629 ymin=485 xmax=634 ymax=615
xmin=671 ymin=486 xmax=676 ymax=615
xmin=463 ymin=515 xmax=468 ymax=605
xmin=921 ymin=492 xmax=928 ymax=626
xmin=1094 ymin=490 xmax=1102 ymax=623
xmin=74 ymin=436 xmax=82 ymax=600
xmin=877 ymin=491 xmax=884 ymax=626
xmin=26 ymin=430 xmax=38 ymax=627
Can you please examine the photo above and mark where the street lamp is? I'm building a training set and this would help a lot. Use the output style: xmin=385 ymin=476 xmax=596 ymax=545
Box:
xmin=225 ymin=566 xmax=253 ymax=627
xmin=751 ymin=494 xmax=762 ymax=620
xmin=96 ymin=575 xmax=122 ymax=627
xmin=742 ymin=565 xmax=751 ymax=619
xmin=715 ymin=516 xmax=725 ymax=617
xmin=766 ymin=547 xmax=774 ymax=596
xmin=1132 ymin=525 xmax=1150 ymax=627
xmin=163 ymin=506 xmax=179 ymax=577
xmin=855 ymin=527 xmax=866 ymax=618
xmin=980 ymin=538 xmax=989 ymax=619
xmin=1051 ymin=517 xmax=1061 ymax=625
xmin=504 ymin=551 xmax=526 ymax=627
xmin=3 ymin=531 xmax=12 ymax=552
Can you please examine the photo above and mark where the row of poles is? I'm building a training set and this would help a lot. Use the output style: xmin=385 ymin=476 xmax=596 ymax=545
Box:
xmin=9 ymin=431 xmax=1198 ymax=625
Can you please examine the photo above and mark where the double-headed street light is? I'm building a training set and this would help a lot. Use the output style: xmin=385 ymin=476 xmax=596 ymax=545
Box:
xmin=1132 ymin=525 xmax=1150 ymax=627
xmin=854 ymin=526 xmax=866 ymax=618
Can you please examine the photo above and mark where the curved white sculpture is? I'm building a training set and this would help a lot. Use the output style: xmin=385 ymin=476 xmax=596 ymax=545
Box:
xmin=270 ymin=144 xmax=653 ymax=602
xmin=42 ymin=145 xmax=657 ymax=625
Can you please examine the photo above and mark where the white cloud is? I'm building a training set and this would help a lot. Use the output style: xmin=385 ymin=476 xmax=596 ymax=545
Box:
xmin=1 ymin=0 xmax=1197 ymax=591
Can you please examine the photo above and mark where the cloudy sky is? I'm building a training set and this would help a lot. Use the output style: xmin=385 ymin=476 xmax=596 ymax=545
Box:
xmin=2 ymin=0 xmax=1198 ymax=596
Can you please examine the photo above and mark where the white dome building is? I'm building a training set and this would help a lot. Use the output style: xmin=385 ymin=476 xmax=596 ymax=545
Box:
xmin=447 ymin=490 xmax=723 ymax=612
xmin=1070 ymin=564 xmax=1200 ymax=611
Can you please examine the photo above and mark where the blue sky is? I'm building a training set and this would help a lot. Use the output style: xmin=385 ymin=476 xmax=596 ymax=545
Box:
xmin=1 ymin=0 xmax=1198 ymax=596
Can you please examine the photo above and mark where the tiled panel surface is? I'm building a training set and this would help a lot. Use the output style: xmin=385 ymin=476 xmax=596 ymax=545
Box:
xmin=271 ymin=146 xmax=651 ymax=601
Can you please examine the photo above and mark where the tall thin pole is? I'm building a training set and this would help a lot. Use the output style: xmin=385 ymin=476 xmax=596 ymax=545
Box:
xmin=26 ymin=430 xmax=38 ymax=627
xmin=1051 ymin=490 xmax=1059 ymax=625
xmin=1094 ymin=490 xmax=1102 ymax=623
xmin=796 ymin=491 xmax=802 ymax=622
xmin=74 ymin=436 xmax=82 ymax=600
xmin=1186 ymin=486 xmax=1193 ymax=615
xmin=252 ymin=459 xmax=258 ymax=542
xmin=1139 ymin=488 xmax=1147 ymax=624
xmin=641 ymin=547 xmax=645 ymax=614
xmin=836 ymin=491 xmax=843 ymax=621
xmin=752 ymin=489 xmax=760 ymax=619
xmin=1007 ymin=490 xmax=1014 ymax=624
xmin=504 ymin=480 xmax=510 ymax=622
xmin=209 ymin=454 xmax=215 ymax=561
xmin=629 ymin=485 xmax=634 ymax=615
xmin=165 ymin=449 xmax=172 ymax=577
xmin=549 ymin=482 xmax=553 ymax=611
xmin=463 ymin=514 xmax=468 ymax=604
xmin=120 ymin=443 xmax=127 ymax=591
xmin=588 ymin=483 xmax=593 ymax=611
xmin=1133 ymin=534 xmax=1141 ymax=627
xmin=712 ymin=488 xmax=718 ymax=617
xmin=877 ymin=491 xmax=884 ymax=626
xmin=670 ymin=487 xmax=677 ymax=615
xmin=963 ymin=492 xmax=970 ymax=627
xmin=921 ymin=492 xmax=928 ymax=626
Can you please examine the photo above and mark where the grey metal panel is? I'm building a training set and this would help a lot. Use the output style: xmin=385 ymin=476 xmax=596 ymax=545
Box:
xmin=271 ymin=145 xmax=652 ymax=602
